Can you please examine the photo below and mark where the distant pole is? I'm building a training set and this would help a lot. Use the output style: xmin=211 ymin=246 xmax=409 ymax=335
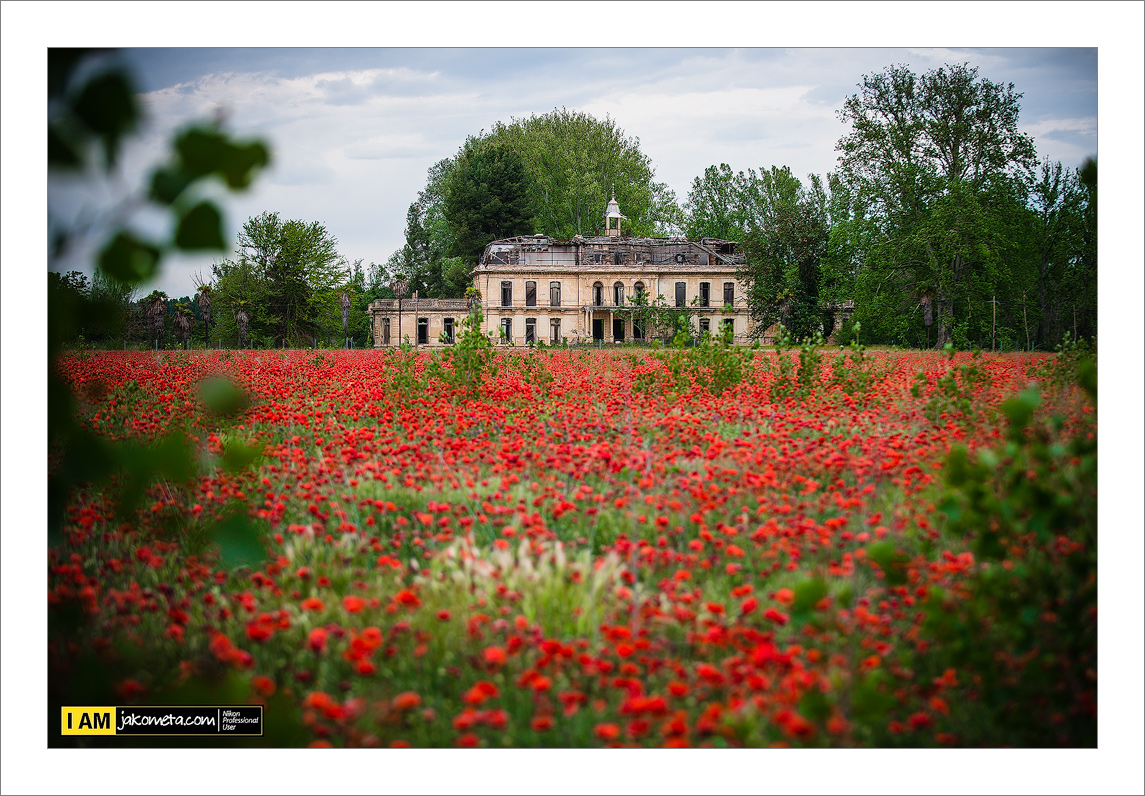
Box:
xmin=991 ymin=294 xmax=997 ymax=352
xmin=1022 ymin=292 xmax=1031 ymax=352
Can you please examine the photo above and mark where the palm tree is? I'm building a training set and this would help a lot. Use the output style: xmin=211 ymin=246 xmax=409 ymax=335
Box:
xmin=144 ymin=290 xmax=168 ymax=348
xmin=234 ymin=300 xmax=250 ymax=349
xmin=195 ymin=282 xmax=213 ymax=347
xmin=174 ymin=302 xmax=193 ymax=350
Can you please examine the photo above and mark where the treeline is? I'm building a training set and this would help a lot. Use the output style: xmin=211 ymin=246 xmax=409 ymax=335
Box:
xmin=390 ymin=64 xmax=1095 ymax=351
xmin=52 ymin=60 xmax=1095 ymax=352
xmin=51 ymin=211 xmax=386 ymax=350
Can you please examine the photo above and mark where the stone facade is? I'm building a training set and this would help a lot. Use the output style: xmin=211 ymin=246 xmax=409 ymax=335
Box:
xmin=369 ymin=198 xmax=767 ymax=348
xmin=368 ymin=197 xmax=855 ymax=348
xmin=368 ymin=296 xmax=473 ymax=348
xmin=476 ymin=234 xmax=752 ymax=346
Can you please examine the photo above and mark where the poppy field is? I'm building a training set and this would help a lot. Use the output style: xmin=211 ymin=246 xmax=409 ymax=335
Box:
xmin=47 ymin=341 xmax=1098 ymax=749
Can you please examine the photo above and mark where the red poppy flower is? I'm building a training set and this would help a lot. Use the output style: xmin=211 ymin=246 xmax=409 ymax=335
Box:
xmin=300 ymin=597 xmax=325 ymax=612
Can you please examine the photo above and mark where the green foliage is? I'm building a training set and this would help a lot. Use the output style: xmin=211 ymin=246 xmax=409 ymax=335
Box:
xmin=49 ymin=50 xmax=140 ymax=170
xmin=489 ymin=108 xmax=680 ymax=237
xmin=733 ymin=168 xmax=829 ymax=341
xmin=198 ymin=376 xmax=251 ymax=417
xmin=443 ymin=137 xmax=535 ymax=264
xmin=210 ymin=212 xmax=349 ymax=347
xmin=796 ymin=329 xmax=827 ymax=394
xmin=922 ymin=379 xmax=1096 ymax=746
xmin=652 ymin=322 xmax=753 ymax=396
xmin=911 ymin=345 xmax=989 ymax=425
xmin=209 ymin=511 xmax=271 ymax=571
xmin=767 ymin=325 xmax=831 ymax=402
xmin=402 ymin=108 xmax=684 ymax=297
xmin=429 ymin=308 xmax=500 ymax=399
xmin=48 ymin=48 xmax=270 ymax=576
xmin=830 ymin=61 xmax=1090 ymax=350
xmin=626 ymin=289 xmax=695 ymax=345
xmin=1027 ymin=332 xmax=1096 ymax=395
xmin=684 ymin=163 xmax=746 ymax=240
xmin=830 ymin=322 xmax=895 ymax=404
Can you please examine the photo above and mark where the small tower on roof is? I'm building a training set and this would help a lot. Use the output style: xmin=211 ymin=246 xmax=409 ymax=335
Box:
xmin=604 ymin=191 xmax=626 ymax=238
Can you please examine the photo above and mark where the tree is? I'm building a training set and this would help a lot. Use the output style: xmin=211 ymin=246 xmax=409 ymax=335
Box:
xmin=684 ymin=164 xmax=747 ymax=241
xmin=230 ymin=211 xmax=348 ymax=346
xmin=144 ymin=290 xmax=168 ymax=346
xmin=402 ymin=109 xmax=683 ymax=298
xmin=395 ymin=158 xmax=459 ymax=299
xmin=173 ymin=302 xmax=193 ymax=349
xmin=194 ymin=278 xmax=214 ymax=346
xmin=1026 ymin=159 xmax=1085 ymax=347
xmin=835 ymin=62 xmax=1037 ymax=347
xmin=490 ymin=108 xmax=680 ymax=238
xmin=735 ymin=168 xmax=830 ymax=341
xmin=444 ymin=136 xmax=535 ymax=266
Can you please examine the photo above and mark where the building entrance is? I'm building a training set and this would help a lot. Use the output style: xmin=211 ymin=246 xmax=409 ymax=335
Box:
xmin=592 ymin=319 xmax=604 ymax=341
xmin=612 ymin=319 xmax=625 ymax=342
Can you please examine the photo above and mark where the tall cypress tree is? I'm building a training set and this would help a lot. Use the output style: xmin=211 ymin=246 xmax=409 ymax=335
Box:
xmin=444 ymin=137 xmax=535 ymax=266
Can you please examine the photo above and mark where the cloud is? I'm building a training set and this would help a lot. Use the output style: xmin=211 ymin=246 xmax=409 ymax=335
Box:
xmin=45 ymin=48 xmax=1098 ymax=299
xmin=1022 ymin=117 xmax=1098 ymax=138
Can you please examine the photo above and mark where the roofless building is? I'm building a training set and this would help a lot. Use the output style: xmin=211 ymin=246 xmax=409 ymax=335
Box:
xmin=369 ymin=195 xmax=758 ymax=347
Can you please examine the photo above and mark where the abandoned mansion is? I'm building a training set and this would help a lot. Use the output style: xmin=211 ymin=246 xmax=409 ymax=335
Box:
xmin=368 ymin=196 xmax=759 ymax=348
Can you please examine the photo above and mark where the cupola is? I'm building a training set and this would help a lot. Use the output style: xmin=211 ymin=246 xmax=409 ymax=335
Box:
xmin=603 ymin=191 xmax=626 ymax=238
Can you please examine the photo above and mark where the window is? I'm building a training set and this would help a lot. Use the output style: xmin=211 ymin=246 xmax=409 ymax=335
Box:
xmin=525 ymin=281 xmax=536 ymax=307
xmin=700 ymin=318 xmax=710 ymax=335
xmin=613 ymin=282 xmax=624 ymax=306
xmin=550 ymin=318 xmax=561 ymax=343
xmin=383 ymin=317 xmax=391 ymax=345
xmin=633 ymin=281 xmax=646 ymax=300
xmin=722 ymin=318 xmax=735 ymax=339
xmin=417 ymin=318 xmax=428 ymax=345
xmin=633 ymin=318 xmax=645 ymax=340
xmin=593 ymin=252 xmax=602 ymax=264
xmin=723 ymin=282 xmax=735 ymax=306
xmin=443 ymin=317 xmax=454 ymax=344
xmin=500 ymin=318 xmax=512 ymax=344
xmin=501 ymin=281 xmax=512 ymax=307
xmin=699 ymin=282 xmax=710 ymax=307
xmin=525 ymin=318 xmax=536 ymax=344
xmin=614 ymin=251 xmax=623 ymax=266
xmin=675 ymin=282 xmax=686 ymax=308
xmin=593 ymin=281 xmax=604 ymax=307
xmin=635 ymin=252 xmax=644 ymax=264
xmin=549 ymin=281 xmax=561 ymax=307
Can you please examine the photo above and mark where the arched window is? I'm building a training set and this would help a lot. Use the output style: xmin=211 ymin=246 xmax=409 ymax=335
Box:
xmin=592 ymin=281 xmax=604 ymax=307
xmin=633 ymin=281 xmax=646 ymax=299
xmin=613 ymin=282 xmax=624 ymax=306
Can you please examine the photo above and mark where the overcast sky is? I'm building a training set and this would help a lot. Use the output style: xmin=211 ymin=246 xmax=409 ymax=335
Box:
xmin=47 ymin=42 xmax=1101 ymax=298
